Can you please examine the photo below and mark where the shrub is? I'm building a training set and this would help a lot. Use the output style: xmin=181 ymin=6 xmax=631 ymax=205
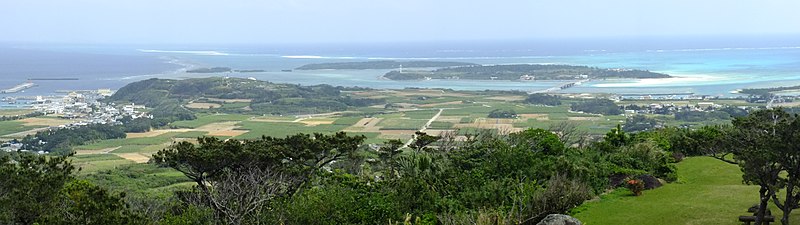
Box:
xmin=625 ymin=178 xmax=645 ymax=196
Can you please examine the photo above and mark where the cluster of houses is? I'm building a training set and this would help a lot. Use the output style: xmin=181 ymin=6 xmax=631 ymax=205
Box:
xmin=621 ymin=102 xmax=733 ymax=116
xmin=2 ymin=89 xmax=153 ymax=153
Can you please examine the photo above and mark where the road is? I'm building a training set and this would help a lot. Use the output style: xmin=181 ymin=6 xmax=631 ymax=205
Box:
xmin=402 ymin=108 xmax=443 ymax=148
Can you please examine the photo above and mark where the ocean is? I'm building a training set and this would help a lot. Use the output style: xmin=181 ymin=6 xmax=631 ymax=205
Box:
xmin=2 ymin=36 xmax=799 ymax=108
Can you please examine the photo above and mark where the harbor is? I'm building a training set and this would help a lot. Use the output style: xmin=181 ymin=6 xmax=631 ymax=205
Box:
xmin=1 ymin=81 xmax=37 ymax=94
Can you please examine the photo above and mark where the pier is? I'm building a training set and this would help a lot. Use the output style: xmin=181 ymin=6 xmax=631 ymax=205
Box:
xmin=1 ymin=81 xmax=37 ymax=94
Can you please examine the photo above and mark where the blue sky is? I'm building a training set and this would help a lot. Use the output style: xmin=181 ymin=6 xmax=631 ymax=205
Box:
xmin=1 ymin=0 xmax=799 ymax=44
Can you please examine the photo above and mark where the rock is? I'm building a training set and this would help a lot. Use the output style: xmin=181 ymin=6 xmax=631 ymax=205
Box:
xmin=536 ymin=214 xmax=582 ymax=225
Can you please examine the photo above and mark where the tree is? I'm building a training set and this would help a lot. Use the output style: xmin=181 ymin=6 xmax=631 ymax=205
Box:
xmin=0 ymin=153 xmax=74 ymax=224
xmin=623 ymin=115 xmax=659 ymax=132
xmin=379 ymin=139 xmax=405 ymax=179
xmin=488 ymin=109 xmax=517 ymax=118
xmin=44 ymin=180 xmax=144 ymax=225
xmin=409 ymin=131 xmax=441 ymax=154
xmin=525 ymin=93 xmax=561 ymax=106
xmin=730 ymin=109 xmax=791 ymax=224
xmin=548 ymin=121 xmax=588 ymax=147
xmin=153 ymin=132 xmax=366 ymax=224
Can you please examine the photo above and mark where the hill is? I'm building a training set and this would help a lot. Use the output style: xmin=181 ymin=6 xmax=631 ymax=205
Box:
xmin=573 ymin=157 xmax=800 ymax=225
xmin=384 ymin=64 xmax=670 ymax=80
xmin=106 ymin=77 xmax=384 ymax=116
xmin=295 ymin=60 xmax=478 ymax=70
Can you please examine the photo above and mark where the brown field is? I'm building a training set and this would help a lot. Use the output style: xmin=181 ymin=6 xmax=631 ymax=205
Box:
xmin=2 ymin=127 xmax=50 ymax=138
xmin=485 ymin=96 xmax=526 ymax=101
xmin=518 ymin=114 xmax=549 ymax=120
xmin=185 ymin=103 xmax=222 ymax=109
xmin=75 ymin=147 xmax=120 ymax=155
xmin=420 ymin=129 xmax=456 ymax=136
xmin=418 ymin=101 xmax=464 ymax=107
xmin=196 ymin=122 xmax=247 ymax=137
xmin=353 ymin=118 xmax=382 ymax=128
xmin=378 ymin=128 xmax=420 ymax=141
xmin=126 ymin=129 xmax=194 ymax=138
xmin=568 ymin=117 xmax=599 ymax=121
xmin=343 ymin=118 xmax=383 ymax=133
xmin=114 ymin=153 xmax=151 ymax=163
xmin=475 ymin=118 xmax=518 ymax=124
xmin=434 ymin=116 xmax=464 ymax=123
xmin=20 ymin=117 xmax=73 ymax=126
xmin=384 ymin=90 xmax=473 ymax=98
xmin=0 ymin=109 xmax=34 ymax=116
xmin=299 ymin=118 xmax=336 ymax=126
xmin=205 ymin=98 xmax=252 ymax=103
xmin=454 ymin=122 xmax=523 ymax=133
xmin=775 ymin=102 xmax=800 ymax=107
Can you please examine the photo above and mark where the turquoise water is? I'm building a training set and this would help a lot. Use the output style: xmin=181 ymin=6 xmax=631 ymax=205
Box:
xmin=163 ymin=46 xmax=800 ymax=96
xmin=1 ymin=39 xmax=799 ymax=104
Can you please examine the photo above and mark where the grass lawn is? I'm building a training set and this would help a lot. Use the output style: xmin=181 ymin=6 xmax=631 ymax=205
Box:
xmin=573 ymin=157 xmax=800 ymax=225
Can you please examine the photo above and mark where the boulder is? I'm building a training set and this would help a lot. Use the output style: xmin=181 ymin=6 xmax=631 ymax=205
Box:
xmin=536 ymin=214 xmax=582 ymax=225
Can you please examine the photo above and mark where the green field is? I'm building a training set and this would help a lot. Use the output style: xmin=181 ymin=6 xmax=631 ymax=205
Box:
xmin=573 ymin=157 xmax=800 ymax=225
xmin=80 ymin=163 xmax=193 ymax=198
xmin=0 ymin=109 xmax=34 ymax=116
xmin=71 ymin=154 xmax=136 ymax=173
xmin=378 ymin=118 xmax=428 ymax=130
xmin=75 ymin=131 xmax=207 ymax=151
xmin=0 ymin=120 xmax=45 ymax=136
xmin=170 ymin=113 xmax=252 ymax=128
xmin=235 ymin=121 xmax=354 ymax=139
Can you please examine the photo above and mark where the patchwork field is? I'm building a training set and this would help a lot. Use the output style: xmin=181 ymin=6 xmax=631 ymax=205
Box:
xmin=185 ymin=102 xmax=222 ymax=109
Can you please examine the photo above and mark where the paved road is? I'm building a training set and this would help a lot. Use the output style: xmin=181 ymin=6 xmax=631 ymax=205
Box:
xmin=402 ymin=108 xmax=443 ymax=148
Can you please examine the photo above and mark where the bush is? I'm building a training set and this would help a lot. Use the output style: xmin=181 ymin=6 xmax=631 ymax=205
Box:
xmin=487 ymin=109 xmax=517 ymax=118
xmin=525 ymin=93 xmax=561 ymax=106
xmin=625 ymin=179 xmax=644 ymax=196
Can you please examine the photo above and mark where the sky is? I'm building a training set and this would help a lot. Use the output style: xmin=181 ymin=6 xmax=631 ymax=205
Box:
xmin=1 ymin=0 xmax=799 ymax=44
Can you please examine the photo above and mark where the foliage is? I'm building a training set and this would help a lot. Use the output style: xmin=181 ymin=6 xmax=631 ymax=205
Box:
xmin=0 ymin=153 xmax=141 ymax=224
xmin=623 ymin=115 xmax=659 ymax=132
xmin=525 ymin=93 xmax=562 ymax=106
xmin=673 ymin=110 xmax=731 ymax=122
xmin=107 ymin=77 xmax=383 ymax=117
xmin=487 ymin=109 xmax=517 ymax=118
xmin=153 ymin=132 xmax=366 ymax=224
xmin=571 ymin=99 xmax=622 ymax=115
xmin=20 ymin=123 xmax=126 ymax=155
xmin=625 ymin=179 xmax=645 ymax=196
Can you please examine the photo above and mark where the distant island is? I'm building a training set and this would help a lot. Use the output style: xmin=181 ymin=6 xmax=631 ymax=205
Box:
xmin=295 ymin=60 xmax=478 ymax=70
xmin=187 ymin=67 xmax=266 ymax=73
xmin=383 ymin=64 xmax=671 ymax=80
xmin=186 ymin=67 xmax=232 ymax=73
